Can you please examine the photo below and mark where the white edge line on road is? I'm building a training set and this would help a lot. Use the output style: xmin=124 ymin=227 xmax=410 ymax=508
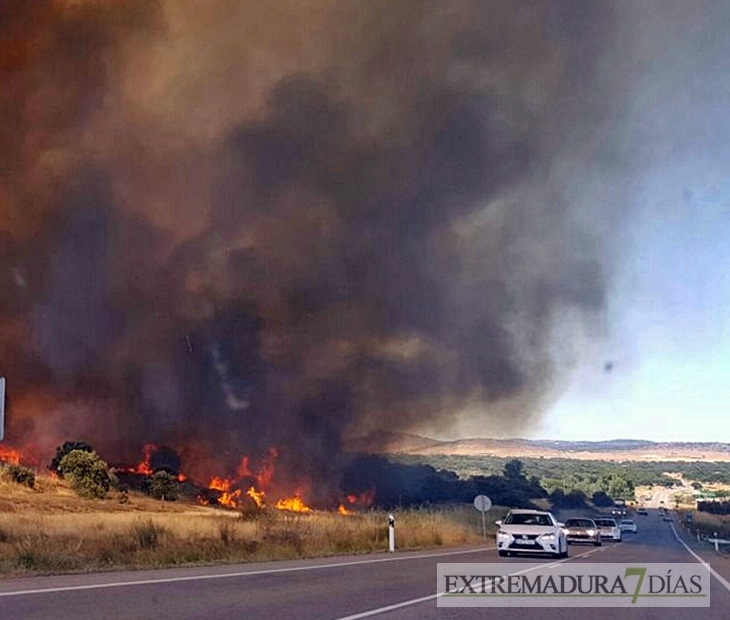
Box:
xmin=0 ymin=545 xmax=495 ymax=598
xmin=671 ymin=522 xmax=730 ymax=594
xmin=333 ymin=546 xmax=602 ymax=620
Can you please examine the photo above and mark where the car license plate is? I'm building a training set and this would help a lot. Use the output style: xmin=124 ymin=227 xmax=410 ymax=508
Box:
xmin=515 ymin=539 xmax=532 ymax=545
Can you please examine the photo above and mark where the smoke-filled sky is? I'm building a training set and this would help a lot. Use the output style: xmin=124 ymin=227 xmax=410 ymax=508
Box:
xmin=533 ymin=1 xmax=730 ymax=443
xmin=1 ymin=0 xmax=729 ymax=480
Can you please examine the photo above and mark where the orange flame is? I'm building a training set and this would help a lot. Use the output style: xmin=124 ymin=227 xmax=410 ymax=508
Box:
xmin=199 ymin=447 xmax=283 ymax=510
xmin=0 ymin=446 xmax=23 ymax=465
xmin=118 ymin=444 xmax=187 ymax=482
xmin=206 ymin=477 xmax=244 ymax=508
xmin=219 ymin=488 xmax=243 ymax=508
xmin=338 ymin=504 xmax=353 ymax=516
xmin=343 ymin=489 xmax=375 ymax=508
xmin=275 ymin=492 xmax=311 ymax=513
xmin=121 ymin=443 xmax=156 ymax=475
xmin=0 ymin=445 xmax=41 ymax=468
xmin=246 ymin=486 xmax=266 ymax=508
xmin=208 ymin=476 xmax=230 ymax=492
xmin=191 ymin=447 xmax=324 ymax=515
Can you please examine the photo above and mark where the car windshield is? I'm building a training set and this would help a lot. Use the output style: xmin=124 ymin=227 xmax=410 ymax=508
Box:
xmin=594 ymin=519 xmax=616 ymax=526
xmin=621 ymin=520 xmax=634 ymax=525
xmin=504 ymin=513 xmax=552 ymax=526
xmin=565 ymin=519 xmax=594 ymax=527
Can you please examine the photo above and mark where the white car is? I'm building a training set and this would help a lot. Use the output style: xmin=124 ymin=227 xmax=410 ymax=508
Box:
xmin=496 ymin=509 xmax=569 ymax=559
xmin=594 ymin=517 xmax=623 ymax=541
xmin=619 ymin=519 xmax=637 ymax=533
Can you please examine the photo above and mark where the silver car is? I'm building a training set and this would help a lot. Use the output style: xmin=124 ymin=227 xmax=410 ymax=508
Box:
xmin=563 ymin=518 xmax=602 ymax=546
xmin=594 ymin=517 xmax=623 ymax=541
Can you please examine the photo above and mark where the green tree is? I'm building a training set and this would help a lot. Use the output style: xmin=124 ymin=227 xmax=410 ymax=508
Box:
xmin=503 ymin=459 xmax=524 ymax=480
xmin=49 ymin=441 xmax=93 ymax=477
xmin=59 ymin=450 xmax=111 ymax=499
xmin=147 ymin=471 xmax=179 ymax=501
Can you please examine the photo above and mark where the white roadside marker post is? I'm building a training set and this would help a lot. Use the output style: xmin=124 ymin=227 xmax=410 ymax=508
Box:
xmin=388 ymin=513 xmax=395 ymax=553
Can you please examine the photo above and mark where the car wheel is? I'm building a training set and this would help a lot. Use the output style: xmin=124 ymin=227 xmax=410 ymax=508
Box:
xmin=498 ymin=550 xmax=507 ymax=557
xmin=594 ymin=539 xmax=601 ymax=546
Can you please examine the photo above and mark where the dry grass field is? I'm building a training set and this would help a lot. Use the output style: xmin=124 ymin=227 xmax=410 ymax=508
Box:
xmin=681 ymin=510 xmax=730 ymax=542
xmin=0 ymin=470 xmax=496 ymax=576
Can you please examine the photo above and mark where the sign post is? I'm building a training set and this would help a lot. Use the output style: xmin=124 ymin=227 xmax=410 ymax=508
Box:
xmin=0 ymin=376 xmax=5 ymax=441
xmin=473 ymin=494 xmax=492 ymax=540
xmin=388 ymin=513 xmax=395 ymax=552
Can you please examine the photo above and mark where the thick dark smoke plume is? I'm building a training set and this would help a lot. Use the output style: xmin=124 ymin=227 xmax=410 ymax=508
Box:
xmin=1 ymin=0 xmax=699 ymax=492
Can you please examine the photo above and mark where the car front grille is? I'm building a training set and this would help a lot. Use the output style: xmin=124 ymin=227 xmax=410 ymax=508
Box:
xmin=507 ymin=534 xmax=543 ymax=550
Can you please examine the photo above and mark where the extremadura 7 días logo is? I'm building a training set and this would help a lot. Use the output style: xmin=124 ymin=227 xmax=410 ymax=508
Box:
xmin=437 ymin=563 xmax=711 ymax=607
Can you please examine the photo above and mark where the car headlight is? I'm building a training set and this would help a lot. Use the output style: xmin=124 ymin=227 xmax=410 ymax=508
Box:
xmin=497 ymin=530 xmax=511 ymax=538
xmin=587 ymin=529 xmax=596 ymax=536
xmin=539 ymin=533 xmax=556 ymax=541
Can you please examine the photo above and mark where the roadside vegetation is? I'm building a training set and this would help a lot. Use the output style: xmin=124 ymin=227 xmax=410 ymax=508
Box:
xmin=392 ymin=454 xmax=730 ymax=499
xmin=678 ymin=509 xmax=730 ymax=545
xmin=0 ymin=466 xmax=497 ymax=576
xmin=4 ymin=441 xmax=730 ymax=576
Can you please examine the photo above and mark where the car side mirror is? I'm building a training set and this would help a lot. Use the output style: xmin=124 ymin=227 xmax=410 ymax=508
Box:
xmin=495 ymin=520 xmax=502 ymax=526
xmin=557 ymin=522 xmax=565 ymax=528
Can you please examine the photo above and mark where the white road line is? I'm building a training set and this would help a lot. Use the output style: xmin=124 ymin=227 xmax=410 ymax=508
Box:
xmin=671 ymin=523 xmax=730 ymax=594
xmin=333 ymin=547 xmax=600 ymax=620
xmin=335 ymin=593 xmax=441 ymax=620
xmin=0 ymin=545 xmax=495 ymax=598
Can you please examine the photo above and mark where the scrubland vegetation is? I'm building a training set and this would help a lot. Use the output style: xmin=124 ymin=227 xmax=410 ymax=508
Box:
xmin=4 ymin=447 xmax=730 ymax=576
xmin=0 ymin=466 xmax=496 ymax=576
xmin=393 ymin=454 xmax=730 ymax=498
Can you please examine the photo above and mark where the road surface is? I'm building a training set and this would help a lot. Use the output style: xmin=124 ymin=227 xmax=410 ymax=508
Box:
xmin=0 ymin=510 xmax=728 ymax=619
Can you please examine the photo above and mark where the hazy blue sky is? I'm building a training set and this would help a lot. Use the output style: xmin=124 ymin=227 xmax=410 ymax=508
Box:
xmin=438 ymin=1 xmax=730 ymax=444
xmin=541 ymin=158 xmax=730 ymax=442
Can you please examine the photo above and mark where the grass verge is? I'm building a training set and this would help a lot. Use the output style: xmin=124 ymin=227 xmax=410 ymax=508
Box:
xmin=0 ymin=472 xmax=503 ymax=576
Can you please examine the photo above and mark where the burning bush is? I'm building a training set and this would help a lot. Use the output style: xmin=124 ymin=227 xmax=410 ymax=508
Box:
xmin=1 ymin=463 xmax=35 ymax=488
xmin=59 ymin=450 xmax=111 ymax=499
xmin=147 ymin=471 xmax=179 ymax=501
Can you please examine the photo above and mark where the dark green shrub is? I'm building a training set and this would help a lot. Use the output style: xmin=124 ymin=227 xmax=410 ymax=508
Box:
xmin=49 ymin=441 xmax=93 ymax=477
xmin=4 ymin=463 xmax=36 ymax=488
xmin=147 ymin=471 xmax=179 ymax=501
xmin=59 ymin=450 xmax=110 ymax=499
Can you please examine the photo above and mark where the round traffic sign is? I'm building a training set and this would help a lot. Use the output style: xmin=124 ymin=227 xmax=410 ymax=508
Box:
xmin=473 ymin=494 xmax=492 ymax=512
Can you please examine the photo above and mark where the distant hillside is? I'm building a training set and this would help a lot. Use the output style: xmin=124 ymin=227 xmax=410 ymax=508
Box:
xmin=343 ymin=430 xmax=443 ymax=454
xmin=343 ymin=432 xmax=730 ymax=462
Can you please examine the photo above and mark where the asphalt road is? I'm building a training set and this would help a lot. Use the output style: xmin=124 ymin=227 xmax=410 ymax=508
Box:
xmin=0 ymin=510 xmax=728 ymax=620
